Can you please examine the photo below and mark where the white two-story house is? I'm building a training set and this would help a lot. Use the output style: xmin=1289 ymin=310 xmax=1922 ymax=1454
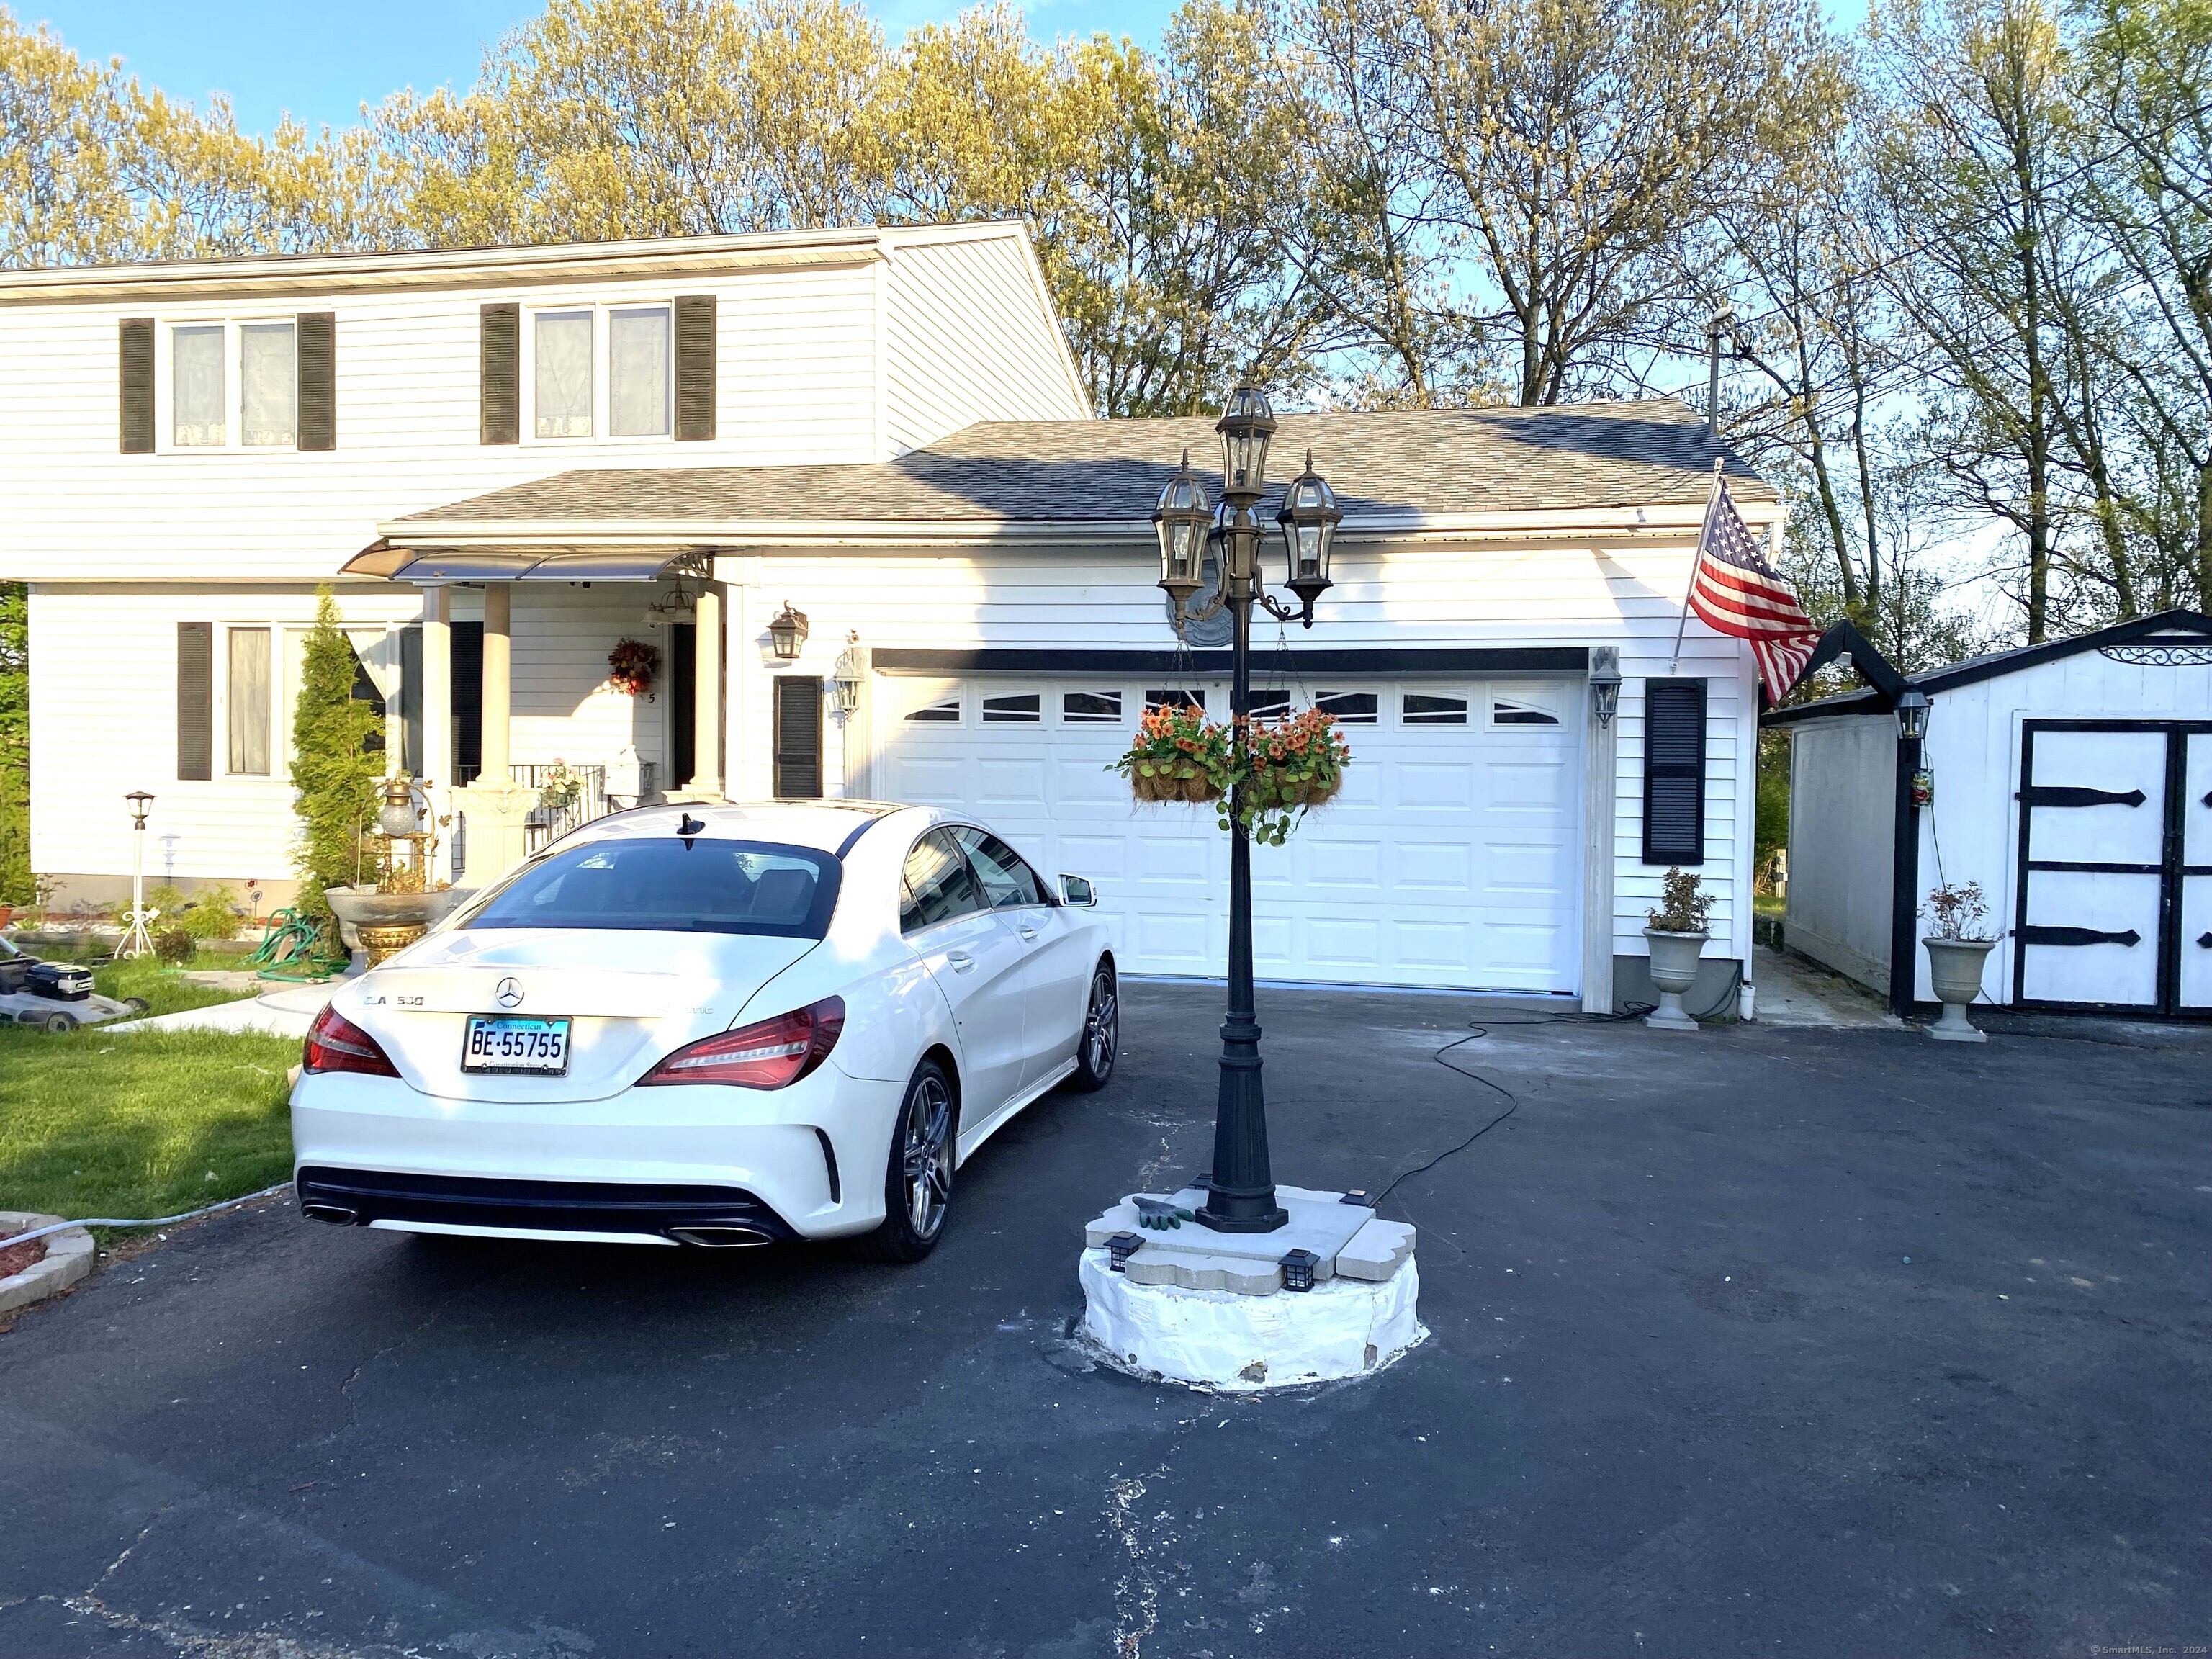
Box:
xmin=0 ymin=222 xmax=1778 ymax=1013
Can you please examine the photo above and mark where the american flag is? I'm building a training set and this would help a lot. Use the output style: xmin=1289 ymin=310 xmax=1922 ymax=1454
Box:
xmin=1684 ymin=475 xmax=1823 ymax=701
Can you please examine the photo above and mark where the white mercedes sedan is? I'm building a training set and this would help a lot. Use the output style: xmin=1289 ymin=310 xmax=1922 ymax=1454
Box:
xmin=291 ymin=802 xmax=1117 ymax=1262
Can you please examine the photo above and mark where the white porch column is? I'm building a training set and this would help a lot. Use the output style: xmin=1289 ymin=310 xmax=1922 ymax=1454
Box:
xmin=690 ymin=583 xmax=725 ymax=799
xmin=480 ymin=582 xmax=511 ymax=784
xmin=450 ymin=580 xmax=532 ymax=885
xmin=421 ymin=586 xmax=454 ymax=884
xmin=1581 ymin=689 xmax=1619 ymax=1014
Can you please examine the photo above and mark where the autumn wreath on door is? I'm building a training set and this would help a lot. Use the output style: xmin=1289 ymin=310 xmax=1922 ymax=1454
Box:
xmin=606 ymin=638 xmax=660 ymax=697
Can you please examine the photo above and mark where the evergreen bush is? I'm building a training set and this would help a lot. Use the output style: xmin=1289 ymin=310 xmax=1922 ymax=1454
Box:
xmin=289 ymin=589 xmax=382 ymax=927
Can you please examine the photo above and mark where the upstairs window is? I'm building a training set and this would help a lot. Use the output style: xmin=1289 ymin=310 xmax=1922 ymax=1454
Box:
xmin=240 ymin=323 xmax=297 ymax=446
xmin=609 ymin=306 xmax=671 ymax=436
xmin=172 ymin=325 xmax=225 ymax=446
xmin=534 ymin=310 xmax=594 ymax=438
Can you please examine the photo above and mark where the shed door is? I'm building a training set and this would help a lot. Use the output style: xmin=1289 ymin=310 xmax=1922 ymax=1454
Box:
xmin=2014 ymin=721 xmax=2212 ymax=1014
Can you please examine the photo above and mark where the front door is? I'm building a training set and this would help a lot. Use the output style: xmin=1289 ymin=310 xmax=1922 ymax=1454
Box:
xmin=2015 ymin=721 xmax=2212 ymax=1015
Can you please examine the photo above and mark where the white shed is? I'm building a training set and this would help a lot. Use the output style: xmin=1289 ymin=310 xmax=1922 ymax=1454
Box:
xmin=1766 ymin=611 xmax=2212 ymax=1020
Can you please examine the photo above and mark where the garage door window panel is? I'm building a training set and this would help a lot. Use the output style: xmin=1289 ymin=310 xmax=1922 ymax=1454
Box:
xmin=1403 ymin=693 xmax=1467 ymax=725
xmin=1491 ymin=696 xmax=1560 ymax=727
xmin=1316 ymin=691 xmax=1377 ymax=724
xmin=1251 ymin=688 xmax=1291 ymax=719
xmin=1062 ymin=691 xmax=1123 ymax=724
xmin=981 ymin=693 xmax=1042 ymax=724
xmin=1145 ymin=688 xmax=1203 ymax=712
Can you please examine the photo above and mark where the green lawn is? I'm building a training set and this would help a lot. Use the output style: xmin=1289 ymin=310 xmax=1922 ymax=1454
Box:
xmin=1 ymin=947 xmax=296 ymax=1228
xmin=0 ymin=1024 xmax=299 ymax=1227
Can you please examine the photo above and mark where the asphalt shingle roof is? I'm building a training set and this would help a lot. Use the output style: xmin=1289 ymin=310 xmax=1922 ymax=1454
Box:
xmin=396 ymin=398 xmax=1772 ymax=528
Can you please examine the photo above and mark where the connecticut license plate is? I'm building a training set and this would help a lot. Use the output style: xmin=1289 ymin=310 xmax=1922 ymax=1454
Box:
xmin=462 ymin=1015 xmax=572 ymax=1075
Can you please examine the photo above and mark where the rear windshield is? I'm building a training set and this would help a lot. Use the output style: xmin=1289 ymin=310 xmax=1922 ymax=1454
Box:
xmin=460 ymin=838 xmax=840 ymax=938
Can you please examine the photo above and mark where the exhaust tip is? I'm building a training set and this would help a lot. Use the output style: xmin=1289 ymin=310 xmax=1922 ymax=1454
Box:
xmin=667 ymin=1225 xmax=773 ymax=1249
xmin=302 ymin=1202 xmax=361 ymax=1226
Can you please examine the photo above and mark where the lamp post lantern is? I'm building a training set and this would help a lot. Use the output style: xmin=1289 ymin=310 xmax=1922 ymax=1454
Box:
xmin=121 ymin=791 xmax=156 ymax=958
xmin=1155 ymin=387 xmax=1338 ymax=1234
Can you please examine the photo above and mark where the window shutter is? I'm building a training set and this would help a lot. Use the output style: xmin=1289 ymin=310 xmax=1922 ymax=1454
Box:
xmin=296 ymin=311 xmax=336 ymax=450
xmin=1642 ymin=678 xmax=1707 ymax=864
xmin=176 ymin=622 xmax=212 ymax=781
xmin=480 ymin=303 xmax=520 ymax=445
xmin=673 ymin=294 xmax=716 ymax=441
xmin=773 ymin=676 xmax=822 ymax=799
xmin=119 ymin=318 xmax=155 ymax=454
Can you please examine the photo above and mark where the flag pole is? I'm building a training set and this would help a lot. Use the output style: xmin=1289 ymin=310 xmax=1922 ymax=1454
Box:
xmin=1670 ymin=457 xmax=1727 ymax=674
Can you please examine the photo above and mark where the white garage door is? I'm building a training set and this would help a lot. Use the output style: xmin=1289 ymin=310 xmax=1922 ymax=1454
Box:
xmin=873 ymin=675 xmax=1583 ymax=993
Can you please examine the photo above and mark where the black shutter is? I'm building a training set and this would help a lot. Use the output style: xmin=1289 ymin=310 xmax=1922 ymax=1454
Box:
xmin=1642 ymin=678 xmax=1707 ymax=864
xmin=120 ymin=318 xmax=155 ymax=454
xmin=774 ymin=676 xmax=822 ymax=799
xmin=398 ymin=624 xmax=423 ymax=775
xmin=674 ymin=295 xmax=716 ymax=441
xmin=480 ymin=303 xmax=520 ymax=444
xmin=176 ymin=622 xmax=212 ymax=780
xmin=296 ymin=311 xmax=336 ymax=450
xmin=451 ymin=621 xmax=484 ymax=784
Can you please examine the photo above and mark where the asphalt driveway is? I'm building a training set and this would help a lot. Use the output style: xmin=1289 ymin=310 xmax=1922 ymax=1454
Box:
xmin=2 ymin=985 xmax=2207 ymax=1658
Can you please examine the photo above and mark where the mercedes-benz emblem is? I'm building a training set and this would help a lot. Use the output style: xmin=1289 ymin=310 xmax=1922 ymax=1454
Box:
xmin=493 ymin=977 xmax=524 ymax=1010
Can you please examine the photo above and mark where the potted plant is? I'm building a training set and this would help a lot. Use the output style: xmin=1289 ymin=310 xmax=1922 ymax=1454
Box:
xmin=1643 ymin=866 xmax=1714 ymax=1031
xmin=1112 ymin=701 xmax=1233 ymax=804
xmin=1922 ymin=880 xmax=1997 ymax=1043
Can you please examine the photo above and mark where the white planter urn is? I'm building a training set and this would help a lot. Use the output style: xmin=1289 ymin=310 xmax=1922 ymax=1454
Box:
xmin=1923 ymin=937 xmax=1996 ymax=1043
xmin=1642 ymin=927 xmax=1709 ymax=1031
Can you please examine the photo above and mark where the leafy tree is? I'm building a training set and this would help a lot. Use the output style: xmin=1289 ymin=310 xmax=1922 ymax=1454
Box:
xmin=0 ymin=582 xmax=28 ymax=906
xmin=289 ymin=589 xmax=382 ymax=922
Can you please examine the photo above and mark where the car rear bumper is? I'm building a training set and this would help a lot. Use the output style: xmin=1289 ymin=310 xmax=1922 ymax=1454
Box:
xmin=295 ymin=1166 xmax=800 ymax=1246
xmin=290 ymin=1064 xmax=902 ymax=1244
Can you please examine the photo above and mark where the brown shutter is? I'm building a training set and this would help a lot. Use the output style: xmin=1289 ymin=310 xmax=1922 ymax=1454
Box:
xmin=296 ymin=311 xmax=336 ymax=450
xmin=674 ymin=294 xmax=716 ymax=441
xmin=177 ymin=622 xmax=213 ymax=781
xmin=119 ymin=318 xmax=155 ymax=454
xmin=773 ymin=676 xmax=822 ymax=799
xmin=480 ymin=302 xmax=520 ymax=444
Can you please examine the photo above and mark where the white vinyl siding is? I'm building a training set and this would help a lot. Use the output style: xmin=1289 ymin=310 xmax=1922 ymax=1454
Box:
xmin=883 ymin=233 xmax=1089 ymax=452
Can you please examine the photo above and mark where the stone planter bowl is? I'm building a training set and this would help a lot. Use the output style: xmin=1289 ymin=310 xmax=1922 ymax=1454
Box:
xmin=1642 ymin=927 xmax=1709 ymax=1032
xmin=1923 ymin=936 xmax=1996 ymax=1043
xmin=324 ymin=886 xmax=465 ymax=968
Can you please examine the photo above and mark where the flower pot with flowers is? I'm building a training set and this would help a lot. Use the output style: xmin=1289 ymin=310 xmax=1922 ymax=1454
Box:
xmin=607 ymin=638 xmax=660 ymax=698
xmin=1642 ymin=866 xmax=1715 ymax=1031
xmin=1237 ymin=707 xmax=1353 ymax=845
xmin=1922 ymin=880 xmax=1997 ymax=1043
xmin=1112 ymin=701 xmax=1235 ymax=804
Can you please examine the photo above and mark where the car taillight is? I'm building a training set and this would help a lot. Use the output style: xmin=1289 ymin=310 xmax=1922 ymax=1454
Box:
xmin=303 ymin=1004 xmax=400 ymax=1078
xmin=639 ymin=997 xmax=845 ymax=1089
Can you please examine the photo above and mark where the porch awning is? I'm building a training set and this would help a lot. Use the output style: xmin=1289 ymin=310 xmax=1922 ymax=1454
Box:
xmin=343 ymin=539 xmax=697 ymax=583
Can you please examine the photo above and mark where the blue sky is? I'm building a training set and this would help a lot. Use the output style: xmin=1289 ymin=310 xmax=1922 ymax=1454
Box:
xmin=29 ymin=0 xmax=1865 ymax=138
xmin=24 ymin=1 xmax=1192 ymax=135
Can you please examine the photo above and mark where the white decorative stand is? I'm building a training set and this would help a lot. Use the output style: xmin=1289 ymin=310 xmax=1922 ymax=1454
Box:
xmin=1079 ymin=1184 xmax=1424 ymax=1391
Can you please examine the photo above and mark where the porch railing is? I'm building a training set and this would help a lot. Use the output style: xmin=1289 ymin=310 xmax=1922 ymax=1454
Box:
xmin=513 ymin=761 xmax=659 ymax=854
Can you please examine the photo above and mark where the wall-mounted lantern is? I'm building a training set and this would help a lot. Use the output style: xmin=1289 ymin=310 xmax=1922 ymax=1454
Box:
xmin=768 ymin=601 xmax=809 ymax=661
xmin=1589 ymin=646 xmax=1622 ymax=728
xmin=1894 ymin=688 xmax=1929 ymax=742
xmin=831 ymin=633 xmax=866 ymax=716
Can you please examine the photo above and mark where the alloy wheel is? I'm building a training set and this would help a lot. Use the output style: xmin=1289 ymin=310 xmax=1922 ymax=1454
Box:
xmin=1084 ymin=968 xmax=1118 ymax=1076
xmin=902 ymin=1074 xmax=953 ymax=1240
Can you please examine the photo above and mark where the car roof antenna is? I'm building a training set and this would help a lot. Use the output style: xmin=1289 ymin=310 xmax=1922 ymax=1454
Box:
xmin=676 ymin=812 xmax=706 ymax=843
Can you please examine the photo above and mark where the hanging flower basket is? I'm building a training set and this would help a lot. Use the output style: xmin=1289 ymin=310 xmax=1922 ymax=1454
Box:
xmin=1241 ymin=707 xmax=1352 ymax=843
xmin=1113 ymin=702 xmax=1232 ymax=806
xmin=607 ymin=638 xmax=660 ymax=697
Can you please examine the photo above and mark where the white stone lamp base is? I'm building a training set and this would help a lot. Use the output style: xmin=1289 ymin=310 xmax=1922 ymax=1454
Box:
xmin=1079 ymin=1184 xmax=1425 ymax=1390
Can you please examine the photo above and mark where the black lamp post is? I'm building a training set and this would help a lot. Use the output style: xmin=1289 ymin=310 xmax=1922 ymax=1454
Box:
xmin=1152 ymin=388 xmax=1341 ymax=1233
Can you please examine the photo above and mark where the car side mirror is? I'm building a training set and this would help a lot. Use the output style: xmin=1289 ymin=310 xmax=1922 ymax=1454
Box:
xmin=1058 ymin=874 xmax=1097 ymax=908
